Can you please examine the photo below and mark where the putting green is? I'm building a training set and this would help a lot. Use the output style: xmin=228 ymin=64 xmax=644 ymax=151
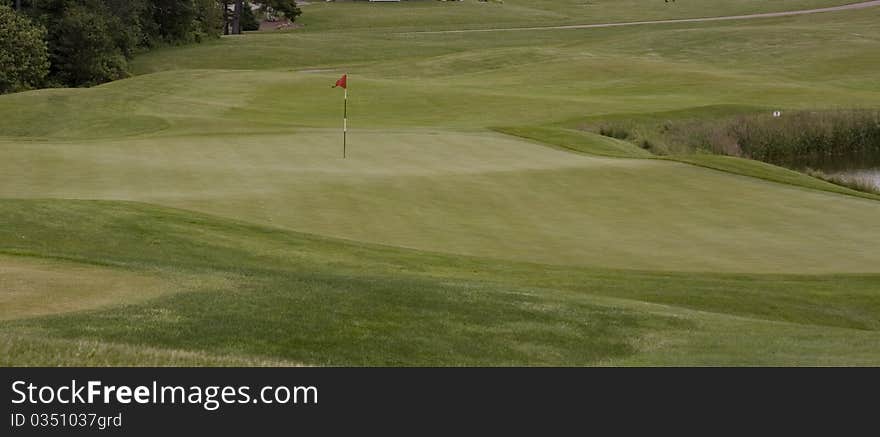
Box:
xmin=2 ymin=128 xmax=878 ymax=273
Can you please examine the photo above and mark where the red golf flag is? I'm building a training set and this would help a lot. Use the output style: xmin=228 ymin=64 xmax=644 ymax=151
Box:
xmin=333 ymin=74 xmax=347 ymax=89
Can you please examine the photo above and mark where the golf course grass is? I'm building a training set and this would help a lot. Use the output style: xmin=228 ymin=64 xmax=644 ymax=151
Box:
xmin=1 ymin=0 xmax=879 ymax=365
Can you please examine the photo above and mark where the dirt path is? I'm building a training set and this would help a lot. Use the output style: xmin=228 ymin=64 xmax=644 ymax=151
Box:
xmin=406 ymin=1 xmax=880 ymax=34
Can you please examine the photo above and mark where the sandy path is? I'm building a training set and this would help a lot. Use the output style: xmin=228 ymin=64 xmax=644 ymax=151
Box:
xmin=406 ymin=1 xmax=880 ymax=34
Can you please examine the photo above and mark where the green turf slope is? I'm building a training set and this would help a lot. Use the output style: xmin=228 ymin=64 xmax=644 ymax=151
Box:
xmin=2 ymin=199 xmax=880 ymax=366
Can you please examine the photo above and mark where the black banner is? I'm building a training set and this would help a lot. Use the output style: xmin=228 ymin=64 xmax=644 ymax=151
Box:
xmin=1 ymin=368 xmax=873 ymax=435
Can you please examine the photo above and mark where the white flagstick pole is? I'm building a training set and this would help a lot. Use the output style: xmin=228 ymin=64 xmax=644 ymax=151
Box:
xmin=343 ymin=84 xmax=348 ymax=159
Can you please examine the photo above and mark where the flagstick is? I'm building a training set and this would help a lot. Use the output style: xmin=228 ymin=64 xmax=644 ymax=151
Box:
xmin=343 ymin=86 xmax=348 ymax=159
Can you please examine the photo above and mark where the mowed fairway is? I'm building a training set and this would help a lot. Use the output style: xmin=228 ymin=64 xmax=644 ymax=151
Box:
xmin=1 ymin=1 xmax=880 ymax=365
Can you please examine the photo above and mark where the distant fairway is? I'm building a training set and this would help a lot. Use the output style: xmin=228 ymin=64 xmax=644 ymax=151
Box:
xmin=1 ymin=1 xmax=880 ymax=365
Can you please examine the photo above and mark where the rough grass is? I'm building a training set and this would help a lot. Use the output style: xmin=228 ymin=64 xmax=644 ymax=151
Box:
xmin=687 ymin=110 xmax=880 ymax=165
xmin=0 ymin=255 xmax=195 ymax=321
xmin=0 ymin=333 xmax=303 ymax=367
xmin=0 ymin=200 xmax=686 ymax=366
xmin=588 ymin=108 xmax=880 ymax=165
xmin=2 ymin=199 xmax=880 ymax=366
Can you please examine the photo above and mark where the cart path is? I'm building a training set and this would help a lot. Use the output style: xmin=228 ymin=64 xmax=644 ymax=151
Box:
xmin=405 ymin=1 xmax=880 ymax=34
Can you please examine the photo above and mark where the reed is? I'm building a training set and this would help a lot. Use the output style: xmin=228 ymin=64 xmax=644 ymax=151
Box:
xmin=594 ymin=109 xmax=880 ymax=168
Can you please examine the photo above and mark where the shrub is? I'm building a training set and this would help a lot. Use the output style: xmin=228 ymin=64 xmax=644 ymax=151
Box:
xmin=598 ymin=124 xmax=631 ymax=140
xmin=596 ymin=109 xmax=880 ymax=165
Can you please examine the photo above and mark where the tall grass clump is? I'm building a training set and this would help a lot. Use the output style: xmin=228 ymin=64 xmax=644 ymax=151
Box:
xmin=593 ymin=109 xmax=880 ymax=167
xmin=598 ymin=124 xmax=632 ymax=140
xmin=726 ymin=110 xmax=880 ymax=168
xmin=597 ymin=123 xmax=670 ymax=155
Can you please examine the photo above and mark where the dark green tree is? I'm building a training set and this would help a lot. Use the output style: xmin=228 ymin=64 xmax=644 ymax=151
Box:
xmin=48 ymin=2 xmax=128 ymax=86
xmin=150 ymin=0 xmax=203 ymax=43
xmin=1 ymin=1 xmax=272 ymax=88
xmin=241 ymin=1 xmax=259 ymax=31
xmin=0 ymin=4 xmax=50 ymax=93
xmin=193 ymin=0 xmax=223 ymax=41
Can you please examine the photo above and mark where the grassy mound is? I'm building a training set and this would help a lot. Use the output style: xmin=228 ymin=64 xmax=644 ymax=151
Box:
xmin=3 ymin=199 xmax=880 ymax=366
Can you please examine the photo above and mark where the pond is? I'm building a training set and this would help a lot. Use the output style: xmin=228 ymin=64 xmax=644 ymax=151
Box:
xmin=830 ymin=168 xmax=880 ymax=191
xmin=785 ymin=155 xmax=880 ymax=192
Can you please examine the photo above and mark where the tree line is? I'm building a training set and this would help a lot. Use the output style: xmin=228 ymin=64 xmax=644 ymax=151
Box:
xmin=0 ymin=1 xmax=301 ymax=94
